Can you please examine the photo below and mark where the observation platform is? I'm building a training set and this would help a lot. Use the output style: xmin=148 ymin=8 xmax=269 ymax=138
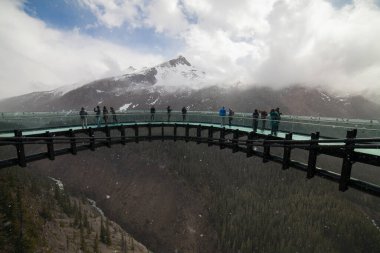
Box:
xmin=0 ymin=111 xmax=380 ymax=197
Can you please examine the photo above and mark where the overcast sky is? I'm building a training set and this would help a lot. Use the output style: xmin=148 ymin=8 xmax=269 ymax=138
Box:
xmin=0 ymin=0 xmax=380 ymax=99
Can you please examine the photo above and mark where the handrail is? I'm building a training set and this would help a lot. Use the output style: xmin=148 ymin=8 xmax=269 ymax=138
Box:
xmin=1 ymin=110 xmax=380 ymax=126
xmin=2 ymin=111 xmax=380 ymax=129
xmin=1 ymin=111 xmax=380 ymax=141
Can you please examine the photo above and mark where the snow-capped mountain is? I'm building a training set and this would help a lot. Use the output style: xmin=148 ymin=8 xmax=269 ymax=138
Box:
xmin=0 ymin=56 xmax=379 ymax=119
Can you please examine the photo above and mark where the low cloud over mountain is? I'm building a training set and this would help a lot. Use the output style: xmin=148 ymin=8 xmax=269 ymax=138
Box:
xmin=0 ymin=56 xmax=379 ymax=119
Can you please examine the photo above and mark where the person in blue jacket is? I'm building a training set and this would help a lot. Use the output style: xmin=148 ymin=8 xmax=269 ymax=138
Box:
xmin=219 ymin=106 xmax=226 ymax=126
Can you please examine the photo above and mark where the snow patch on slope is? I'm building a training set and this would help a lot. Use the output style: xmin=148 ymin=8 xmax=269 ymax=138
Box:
xmin=154 ymin=62 xmax=206 ymax=90
xmin=87 ymin=198 xmax=105 ymax=217
xmin=49 ymin=177 xmax=64 ymax=190
xmin=51 ymin=82 xmax=85 ymax=96
xmin=119 ymin=103 xmax=132 ymax=111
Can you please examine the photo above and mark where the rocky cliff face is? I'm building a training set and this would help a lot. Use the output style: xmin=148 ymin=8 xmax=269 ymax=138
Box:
xmin=0 ymin=167 xmax=150 ymax=253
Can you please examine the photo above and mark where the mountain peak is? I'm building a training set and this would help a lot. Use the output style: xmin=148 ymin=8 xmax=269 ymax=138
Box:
xmin=160 ymin=55 xmax=191 ymax=68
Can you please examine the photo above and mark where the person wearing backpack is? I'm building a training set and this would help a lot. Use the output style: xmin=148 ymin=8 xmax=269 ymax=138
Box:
xmin=270 ymin=109 xmax=280 ymax=136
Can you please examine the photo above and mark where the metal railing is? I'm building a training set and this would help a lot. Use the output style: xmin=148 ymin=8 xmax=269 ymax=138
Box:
xmin=0 ymin=123 xmax=380 ymax=197
xmin=1 ymin=111 xmax=380 ymax=139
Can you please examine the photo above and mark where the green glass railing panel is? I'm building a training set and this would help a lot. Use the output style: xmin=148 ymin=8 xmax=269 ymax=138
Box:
xmin=1 ymin=111 xmax=380 ymax=139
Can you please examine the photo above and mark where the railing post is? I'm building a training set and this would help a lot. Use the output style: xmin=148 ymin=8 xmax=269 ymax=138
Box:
xmin=147 ymin=123 xmax=152 ymax=142
xmin=14 ymin=130 xmax=26 ymax=167
xmin=307 ymin=132 xmax=319 ymax=179
xmin=282 ymin=133 xmax=293 ymax=170
xmin=185 ymin=124 xmax=190 ymax=142
xmin=219 ymin=127 xmax=226 ymax=149
xmin=105 ymin=125 xmax=111 ymax=147
xmin=45 ymin=131 xmax=55 ymax=160
xmin=232 ymin=129 xmax=239 ymax=153
xmin=196 ymin=125 xmax=201 ymax=144
xmin=246 ymin=131 xmax=254 ymax=157
xmin=120 ymin=125 xmax=126 ymax=145
xmin=134 ymin=124 xmax=139 ymax=143
xmin=68 ymin=129 xmax=77 ymax=155
xmin=263 ymin=136 xmax=271 ymax=163
xmin=174 ymin=123 xmax=177 ymax=142
xmin=339 ymin=129 xmax=357 ymax=192
xmin=208 ymin=126 xmax=213 ymax=146
xmin=88 ymin=127 xmax=95 ymax=151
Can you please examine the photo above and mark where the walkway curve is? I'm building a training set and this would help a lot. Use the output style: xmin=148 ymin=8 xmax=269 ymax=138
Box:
xmin=1 ymin=121 xmax=380 ymax=197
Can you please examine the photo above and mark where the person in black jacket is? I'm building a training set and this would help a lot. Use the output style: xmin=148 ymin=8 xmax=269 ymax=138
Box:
xmin=252 ymin=109 xmax=259 ymax=132
xmin=182 ymin=106 xmax=187 ymax=121
xmin=150 ymin=106 xmax=156 ymax=121
xmin=110 ymin=107 xmax=118 ymax=123
xmin=260 ymin=110 xmax=268 ymax=131
xmin=167 ymin=106 xmax=172 ymax=122
xmin=94 ymin=106 xmax=101 ymax=127
xmin=103 ymin=106 xmax=109 ymax=126
xmin=228 ymin=108 xmax=234 ymax=127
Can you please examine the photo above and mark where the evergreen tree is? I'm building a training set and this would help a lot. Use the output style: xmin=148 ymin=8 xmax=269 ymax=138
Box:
xmin=105 ymin=218 xmax=112 ymax=246
xmin=80 ymin=226 xmax=86 ymax=252
xmin=100 ymin=217 xmax=106 ymax=244
xmin=93 ymin=233 xmax=99 ymax=253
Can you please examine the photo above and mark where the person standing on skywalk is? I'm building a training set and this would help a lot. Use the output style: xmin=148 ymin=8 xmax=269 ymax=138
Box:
xmin=252 ymin=109 xmax=259 ymax=132
xmin=270 ymin=109 xmax=280 ymax=136
xmin=150 ymin=106 xmax=156 ymax=121
xmin=182 ymin=106 xmax=187 ymax=121
xmin=228 ymin=108 xmax=234 ymax=127
xmin=110 ymin=107 xmax=118 ymax=123
xmin=79 ymin=107 xmax=88 ymax=129
xmin=219 ymin=106 xmax=226 ymax=126
xmin=94 ymin=105 xmax=101 ymax=127
xmin=167 ymin=106 xmax=172 ymax=122
xmin=260 ymin=110 xmax=268 ymax=132
xmin=103 ymin=106 xmax=109 ymax=126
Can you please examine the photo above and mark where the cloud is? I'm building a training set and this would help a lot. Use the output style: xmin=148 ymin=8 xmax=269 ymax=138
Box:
xmin=77 ymin=0 xmax=145 ymax=28
xmin=0 ymin=0 xmax=164 ymax=99
xmin=1 ymin=0 xmax=380 ymax=99
xmin=81 ymin=0 xmax=380 ymax=94
xmin=179 ymin=0 xmax=380 ymax=94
